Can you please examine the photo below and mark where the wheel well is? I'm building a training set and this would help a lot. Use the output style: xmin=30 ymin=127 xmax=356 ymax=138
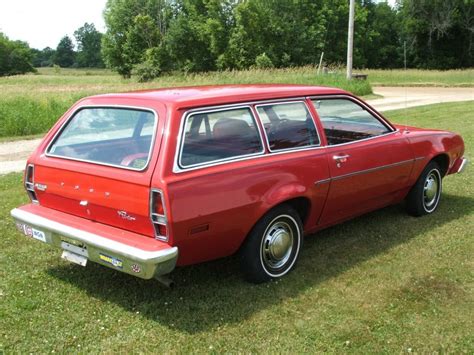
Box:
xmin=431 ymin=154 xmax=449 ymax=176
xmin=281 ymin=197 xmax=311 ymax=225
xmin=238 ymin=197 xmax=311 ymax=254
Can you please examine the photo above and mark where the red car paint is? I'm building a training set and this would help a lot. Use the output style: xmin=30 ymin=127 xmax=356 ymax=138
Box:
xmin=16 ymin=85 xmax=466 ymax=268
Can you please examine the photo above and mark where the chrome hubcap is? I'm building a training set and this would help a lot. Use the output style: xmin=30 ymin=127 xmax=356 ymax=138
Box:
xmin=424 ymin=171 xmax=439 ymax=208
xmin=262 ymin=221 xmax=294 ymax=269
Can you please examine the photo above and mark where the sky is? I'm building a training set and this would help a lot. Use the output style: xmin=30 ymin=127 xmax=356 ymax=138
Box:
xmin=0 ymin=0 xmax=107 ymax=49
xmin=0 ymin=0 xmax=397 ymax=50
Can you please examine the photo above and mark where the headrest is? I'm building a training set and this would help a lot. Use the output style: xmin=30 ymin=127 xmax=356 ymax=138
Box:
xmin=213 ymin=118 xmax=252 ymax=138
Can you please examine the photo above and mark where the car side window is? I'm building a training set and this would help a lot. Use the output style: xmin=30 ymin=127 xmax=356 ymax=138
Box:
xmin=179 ymin=107 xmax=264 ymax=168
xmin=256 ymin=102 xmax=319 ymax=151
xmin=311 ymin=98 xmax=391 ymax=146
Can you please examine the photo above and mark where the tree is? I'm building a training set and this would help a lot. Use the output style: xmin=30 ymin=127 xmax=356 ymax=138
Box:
xmin=399 ymin=0 xmax=473 ymax=68
xmin=166 ymin=0 xmax=235 ymax=72
xmin=54 ymin=36 xmax=75 ymax=67
xmin=31 ymin=47 xmax=56 ymax=67
xmin=100 ymin=0 xmax=473 ymax=75
xmin=74 ymin=23 xmax=104 ymax=67
xmin=102 ymin=0 xmax=171 ymax=78
xmin=0 ymin=32 xmax=35 ymax=76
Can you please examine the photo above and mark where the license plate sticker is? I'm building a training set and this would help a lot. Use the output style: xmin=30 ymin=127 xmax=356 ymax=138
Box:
xmin=99 ymin=253 xmax=123 ymax=269
xmin=16 ymin=223 xmax=46 ymax=242
xmin=32 ymin=228 xmax=46 ymax=242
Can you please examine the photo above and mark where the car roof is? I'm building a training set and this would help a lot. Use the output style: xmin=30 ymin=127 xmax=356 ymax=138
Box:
xmin=91 ymin=84 xmax=348 ymax=109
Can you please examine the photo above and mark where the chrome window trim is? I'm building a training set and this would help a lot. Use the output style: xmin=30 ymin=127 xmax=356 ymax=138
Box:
xmin=181 ymin=96 xmax=310 ymax=113
xmin=175 ymin=105 xmax=266 ymax=171
xmin=254 ymin=100 xmax=322 ymax=153
xmin=46 ymin=104 xmax=159 ymax=172
xmin=173 ymin=143 xmax=327 ymax=173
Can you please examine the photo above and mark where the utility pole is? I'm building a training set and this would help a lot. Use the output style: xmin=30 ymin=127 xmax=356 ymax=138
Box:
xmin=346 ymin=0 xmax=355 ymax=80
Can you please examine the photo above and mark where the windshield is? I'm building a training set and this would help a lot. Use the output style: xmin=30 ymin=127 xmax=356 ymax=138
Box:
xmin=48 ymin=107 xmax=156 ymax=170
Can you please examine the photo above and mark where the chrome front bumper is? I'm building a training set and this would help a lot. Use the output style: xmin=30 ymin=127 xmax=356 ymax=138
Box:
xmin=456 ymin=158 xmax=468 ymax=174
xmin=11 ymin=207 xmax=178 ymax=280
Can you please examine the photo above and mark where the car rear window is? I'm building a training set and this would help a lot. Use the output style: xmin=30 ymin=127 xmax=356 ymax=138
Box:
xmin=179 ymin=107 xmax=264 ymax=168
xmin=47 ymin=107 xmax=156 ymax=170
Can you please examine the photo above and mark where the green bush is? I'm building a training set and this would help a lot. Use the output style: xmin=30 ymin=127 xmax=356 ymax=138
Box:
xmin=135 ymin=61 xmax=161 ymax=82
xmin=255 ymin=53 xmax=274 ymax=69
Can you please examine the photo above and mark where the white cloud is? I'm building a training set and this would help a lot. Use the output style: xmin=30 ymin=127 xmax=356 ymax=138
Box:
xmin=0 ymin=0 xmax=107 ymax=49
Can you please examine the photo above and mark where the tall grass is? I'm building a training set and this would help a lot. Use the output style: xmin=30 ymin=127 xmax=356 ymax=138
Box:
xmin=0 ymin=67 xmax=371 ymax=138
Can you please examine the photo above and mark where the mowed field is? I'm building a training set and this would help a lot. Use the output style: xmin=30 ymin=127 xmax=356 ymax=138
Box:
xmin=1 ymin=101 xmax=473 ymax=352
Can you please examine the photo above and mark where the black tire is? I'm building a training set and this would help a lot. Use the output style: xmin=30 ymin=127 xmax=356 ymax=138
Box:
xmin=406 ymin=161 xmax=443 ymax=217
xmin=240 ymin=204 xmax=303 ymax=283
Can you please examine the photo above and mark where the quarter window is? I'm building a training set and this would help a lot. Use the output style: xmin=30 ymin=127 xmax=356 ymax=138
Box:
xmin=256 ymin=102 xmax=319 ymax=151
xmin=179 ymin=107 xmax=263 ymax=168
xmin=312 ymin=99 xmax=391 ymax=145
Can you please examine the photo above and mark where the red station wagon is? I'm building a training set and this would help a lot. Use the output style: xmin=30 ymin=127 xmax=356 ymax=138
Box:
xmin=11 ymin=85 xmax=468 ymax=284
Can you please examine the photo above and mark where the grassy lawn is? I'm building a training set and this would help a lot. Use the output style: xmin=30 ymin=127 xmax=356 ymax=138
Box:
xmin=1 ymin=101 xmax=472 ymax=353
xmin=365 ymin=68 xmax=474 ymax=87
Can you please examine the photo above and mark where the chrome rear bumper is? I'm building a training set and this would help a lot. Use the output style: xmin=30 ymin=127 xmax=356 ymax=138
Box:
xmin=11 ymin=206 xmax=178 ymax=280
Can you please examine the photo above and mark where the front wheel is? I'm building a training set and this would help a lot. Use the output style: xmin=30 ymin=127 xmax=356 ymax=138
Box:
xmin=240 ymin=205 xmax=303 ymax=283
xmin=406 ymin=161 xmax=443 ymax=216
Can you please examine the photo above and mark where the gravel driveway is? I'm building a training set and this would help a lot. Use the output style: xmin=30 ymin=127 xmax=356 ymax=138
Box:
xmin=1 ymin=86 xmax=473 ymax=175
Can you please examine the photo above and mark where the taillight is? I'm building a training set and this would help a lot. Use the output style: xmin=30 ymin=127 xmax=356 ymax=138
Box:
xmin=25 ymin=164 xmax=39 ymax=203
xmin=150 ymin=189 xmax=168 ymax=241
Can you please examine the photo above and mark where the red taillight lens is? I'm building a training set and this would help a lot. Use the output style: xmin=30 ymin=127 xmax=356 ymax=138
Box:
xmin=158 ymin=224 xmax=167 ymax=237
xmin=150 ymin=189 xmax=168 ymax=242
xmin=154 ymin=197 xmax=165 ymax=215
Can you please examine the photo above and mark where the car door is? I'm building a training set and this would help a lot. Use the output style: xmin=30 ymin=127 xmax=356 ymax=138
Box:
xmin=310 ymin=97 xmax=414 ymax=226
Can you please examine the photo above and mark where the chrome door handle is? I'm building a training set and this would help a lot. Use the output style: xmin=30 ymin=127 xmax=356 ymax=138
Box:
xmin=333 ymin=154 xmax=350 ymax=161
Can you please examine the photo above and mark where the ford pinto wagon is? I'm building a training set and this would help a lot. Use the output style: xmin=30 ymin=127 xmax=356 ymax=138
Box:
xmin=11 ymin=85 xmax=468 ymax=283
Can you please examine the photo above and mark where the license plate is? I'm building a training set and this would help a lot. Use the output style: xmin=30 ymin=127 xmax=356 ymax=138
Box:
xmin=16 ymin=223 xmax=46 ymax=242
xmin=61 ymin=250 xmax=88 ymax=267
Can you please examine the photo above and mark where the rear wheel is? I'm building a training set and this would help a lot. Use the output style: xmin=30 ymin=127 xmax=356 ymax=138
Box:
xmin=240 ymin=205 xmax=303 ymax=283
xmin=406 ymin=161 xmax=443 ymax=216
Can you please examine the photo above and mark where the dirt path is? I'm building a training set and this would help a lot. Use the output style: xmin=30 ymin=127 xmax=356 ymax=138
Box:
xmin=1 ymin=86 xmax=473 ymax=175
xmin=0 ymin=139 xmax=42 ymax=175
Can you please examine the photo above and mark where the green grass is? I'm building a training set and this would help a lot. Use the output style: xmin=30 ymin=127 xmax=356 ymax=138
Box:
xmin=0 ymin=66 xmax=371 ymax=138
xmin=1 ymin=101 xmax=473 ymax=352
xmin=365 ymin=68 xmax=474 ymax=87
xmin=2 ymin=67 xmax=473 ymax=138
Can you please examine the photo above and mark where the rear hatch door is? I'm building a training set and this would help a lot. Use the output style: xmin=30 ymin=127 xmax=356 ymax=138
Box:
xmin=31 ymin=100 xmax=165 ymax=237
